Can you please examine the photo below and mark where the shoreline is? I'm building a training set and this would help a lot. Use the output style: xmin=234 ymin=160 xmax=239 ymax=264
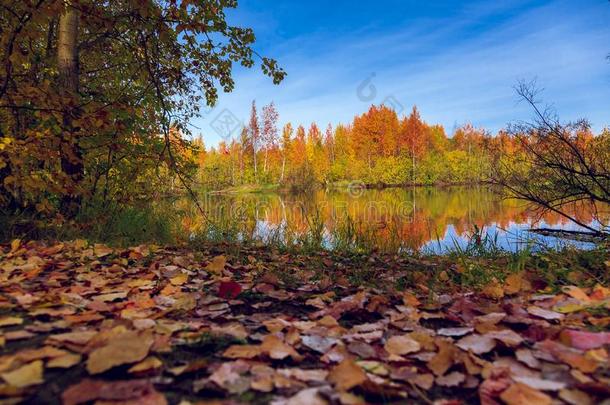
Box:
xmin=208 ymin=181 xmax=492 ymax=195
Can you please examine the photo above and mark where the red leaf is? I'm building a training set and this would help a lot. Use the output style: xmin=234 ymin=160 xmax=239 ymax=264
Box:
xmin=561 ymin=329 xmax=610 ymax=350
xmin=218 ymin=281 xmax=242 ymax=299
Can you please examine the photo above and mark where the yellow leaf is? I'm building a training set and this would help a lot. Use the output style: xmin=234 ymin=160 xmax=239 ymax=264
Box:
xmin=0 ymin=317 xmax=23 ymax=327
xmin=205 ymin=255 xmax=226 ymax=275
xmin=554 ymin=303 xmax=585 ymax=314
xmin=169 ymin=273 xmax=188 ymax=286
xmin=9 ymin=239 xmax=21 ymax=253
xmin=505 ymin=272 xmax=531 ymax=295
xmin=1 ymin=360 xmax=44 ymax=388
xmin=128 ymin=356 xmax=163 ymax=373
xmin=481 ymin=279 xmax=504 ymax=299
xmin=47 ymin=353 xmax=81 ymax=369
xmin=261 ymin=335 xmax=302 ymax=361
xmin=562 ymin=286 xmax=591 ymax=302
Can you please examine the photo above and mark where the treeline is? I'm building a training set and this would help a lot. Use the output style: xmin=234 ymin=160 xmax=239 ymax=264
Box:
xmin=198 ymin=103 xmax=524 ymax=191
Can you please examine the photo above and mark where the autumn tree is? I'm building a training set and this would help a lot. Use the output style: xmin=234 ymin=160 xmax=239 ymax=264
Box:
xmin=0 ymin=1 xmax=285 ymax=215
xmin=280 ymin=123 xmax=293 ymax=182
xmin=261 ymin=102 xmax=279 ymax=175
xmin=400 ymin=106 xmax=427 ymax=181
xmin=248 ymin=101 xmax=261 ymax=182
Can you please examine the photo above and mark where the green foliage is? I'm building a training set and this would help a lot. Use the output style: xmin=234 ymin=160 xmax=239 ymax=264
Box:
xmin=0 ymin=0 xmax=285 ymax=215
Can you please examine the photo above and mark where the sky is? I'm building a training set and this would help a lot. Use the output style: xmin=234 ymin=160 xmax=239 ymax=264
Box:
xmin=193 ymin=0 xmax=610 ymax=147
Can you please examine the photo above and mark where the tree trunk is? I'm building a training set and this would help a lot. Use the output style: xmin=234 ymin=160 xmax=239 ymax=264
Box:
xmin=281 ymin=154 xmax=286 ymax=182
xmin=58 ymin=3 xmax=83 ymax=216
xmin=264 ymin=149 xmax=268 ymax=174
xmin=253 ymin=147 xmax=258 ymax=183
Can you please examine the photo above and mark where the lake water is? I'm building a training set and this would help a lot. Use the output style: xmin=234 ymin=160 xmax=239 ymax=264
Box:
xmin=179 ymin=186 xmax=605 ymax=253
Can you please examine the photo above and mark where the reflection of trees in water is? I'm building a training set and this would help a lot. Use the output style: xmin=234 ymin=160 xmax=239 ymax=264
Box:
xmin=178 ymin=187 xmax=603 ymax=250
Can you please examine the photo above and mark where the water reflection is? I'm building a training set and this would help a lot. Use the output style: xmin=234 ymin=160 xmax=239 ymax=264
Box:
xmin=177 ymin=186 xmax=606 ymax=253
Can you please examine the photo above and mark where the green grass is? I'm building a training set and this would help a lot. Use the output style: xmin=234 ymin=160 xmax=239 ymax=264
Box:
xmin=211 ymin=183 xmax=280 ymax=195
xmin=0 ymin=201 xmax=178 ymax=247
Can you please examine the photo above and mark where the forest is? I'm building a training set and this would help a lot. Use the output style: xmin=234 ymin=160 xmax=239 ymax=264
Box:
xmin=0 ymin=1 xmax=609 ymax=404
xmin=197 ymin=102 xmax=609 ymax=192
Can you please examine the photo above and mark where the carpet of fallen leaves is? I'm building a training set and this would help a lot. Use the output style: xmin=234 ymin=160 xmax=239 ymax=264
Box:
xmin=0 ymin=240 xmax=609 ymax=405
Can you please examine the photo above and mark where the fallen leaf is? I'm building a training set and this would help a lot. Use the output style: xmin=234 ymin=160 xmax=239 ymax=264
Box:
xmin=86 ymin=330 xmax=154 ymax=374
xmin=436 ymin=371 xmax=465 ymax=387
xmin=287 ymin=387 xmax=328 ymax=405
xmin=223 ymin=345 xmax=261 ymax=359
xmin=47 ymin=353 xmax=82 ymax=369
xmin=302 ymin=335 xmax=338 ymax=354
xmin=218 ymin=280 xmax=242 ymax=299
xmin=527 ymin=306 xmax=564 ymax=321
xmin=486 ymin=329 xmax=523 ymax=347
xmin=1 ymin=360 xmax=43 ymax=388
xmin=261 ymin=335 xmax=302 ymax=361
xmin=428 ymin=339 xmax=458 ymax=376
xmin=0 ymin=317 xmax=23 ymax=327
xmin=562 ymin=286 xmax=591 ymax=302
xmin=278 ymin=368 xmax=328 ymax=382
xmin=558 ymin=388 xmax=593 ymax=405
xmin=500 ymin=382 xmax=551 ymax=405
xmin=512 ymin=376 xmax=566 ymax=391
xmin=504 ymin=272 xmax=531 ymax=295
xmin=481 ymin=279 xmax=504 ymax=299
xmin=437 ymin=327 xmax=474 ymax=337
xmin=128 ymin=356 xmax=163 ymax=374
xmin=328 ymin=359 xmax=367 ymax=391
xmin=384 ymin=335 xmax=421 ymax=356
xmin=169 ymin=273 xmax=188 ymax=286
xmin=560 ymin=329 xmax=610 ymax=350
xmin=456 ymin=334 xmax=496 ymax=355
xmin=515 ymin=348 xmax=540 ymax=369
xmin=61 ymin=378 xmax=163 ymax=405
xmin=205 ymin=255 xmax=226 ymax=275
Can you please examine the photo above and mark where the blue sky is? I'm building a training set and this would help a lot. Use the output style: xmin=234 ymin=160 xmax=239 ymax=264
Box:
xmin=194 ymin=0 xmax=610 ymax=146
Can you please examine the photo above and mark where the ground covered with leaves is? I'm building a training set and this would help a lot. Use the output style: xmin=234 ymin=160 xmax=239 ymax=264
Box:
xmin=0 ymin=240 xmax=608 ymax=404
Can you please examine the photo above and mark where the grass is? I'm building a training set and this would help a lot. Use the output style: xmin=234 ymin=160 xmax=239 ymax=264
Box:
xmin=211 ymin=183 xmax=280 ymax=195
xmin=2 ymin=199 xmax=607 ymax=294
xmin=0 ymin=200 xmax=178 ymax=247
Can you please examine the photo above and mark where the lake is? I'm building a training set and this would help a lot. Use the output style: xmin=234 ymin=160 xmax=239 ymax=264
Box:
xmin=177 ymin=186 xmax=605 ymax=253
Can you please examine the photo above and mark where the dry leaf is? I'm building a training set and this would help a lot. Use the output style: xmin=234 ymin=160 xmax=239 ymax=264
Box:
xmin=481 ymin=279 xmax=504 ymax=299
xmin=223 ymin=345 xmax=261 ymax=359
xmin=128 ymin=357 xmax=163 ymax=374
xmin=0 ymin=317 xmax=23 ymax=327
xmin=206 ymin=255 xmax=226 ymax=275
xmin=169 ymin=273 xmax=188 ymax=286
xmin=428 ymin=339 xmax=458 ymax=376
xmin=437 ymin=327 xmax=474 ymax=337
xmin=436 ymin=371 xmax=465 ymax=387
xmin=1 ymin=360 xmax=43 ymax=388
xmin=47 ymin=353 xmax=82 ymax=369
xmin=86 ymin=330 xmax=154 ymax=374
xmin=500 ymin=382 xmax=551 ymax=405
xmin=328 ymin=359 xmax=367 ymax=391
xmin=384 ymin=335 xmax=421 ymax=356
xmin=527 ymin=306 xmax=564 ymax=321
xmin=456 ymin=334 xmax=496 ymax=355
xmin=287 ymin=387 xmax=328 ymax=405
